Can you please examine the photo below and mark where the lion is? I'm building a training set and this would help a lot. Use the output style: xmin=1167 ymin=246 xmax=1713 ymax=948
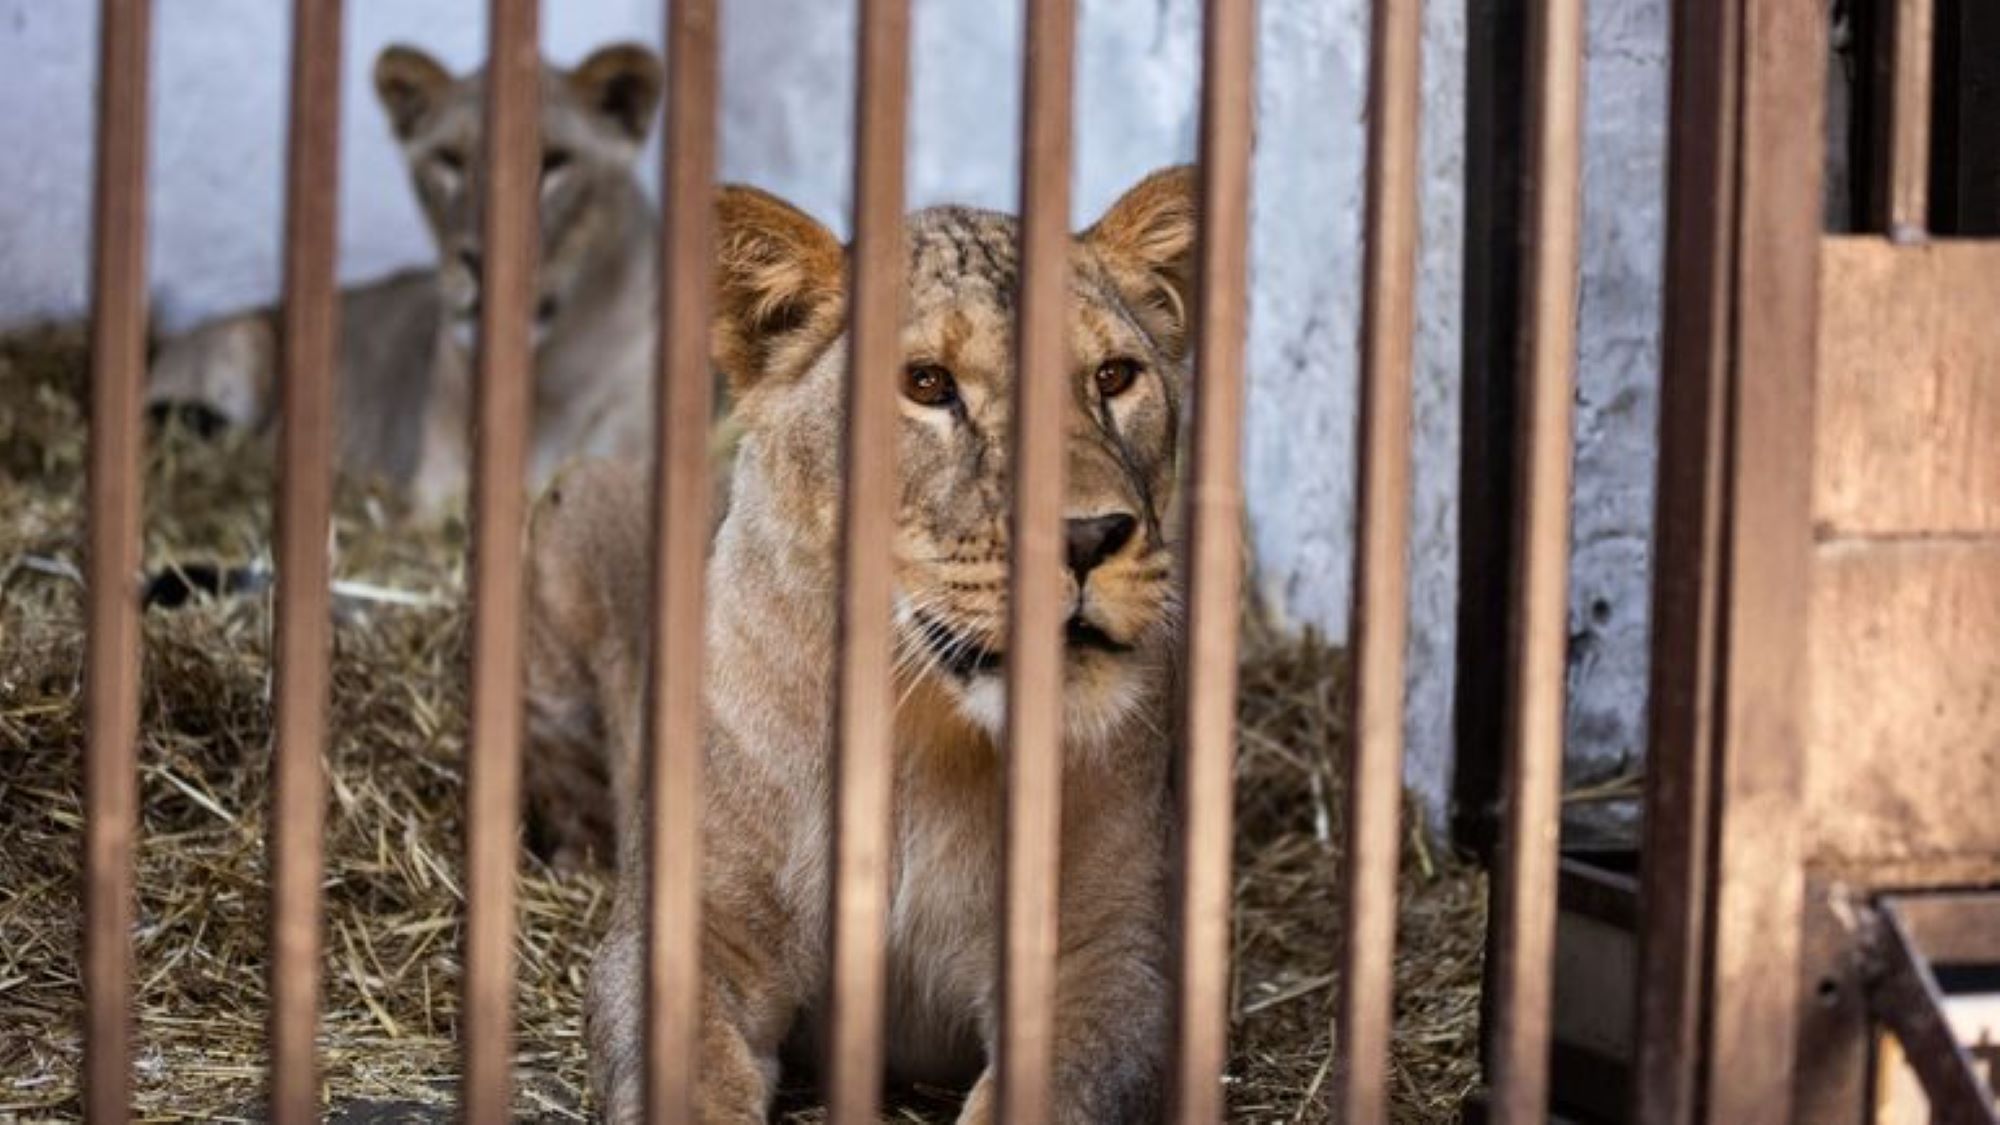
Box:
xmin=521 ymin=166 xmax=1199 ymax=1122
xmin=144 ymin=42 xmax=669 ymax=518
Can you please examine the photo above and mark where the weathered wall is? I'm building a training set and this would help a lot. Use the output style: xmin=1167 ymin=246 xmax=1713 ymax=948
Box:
xmin=0 ymin=0 xmax=1669 ymax=822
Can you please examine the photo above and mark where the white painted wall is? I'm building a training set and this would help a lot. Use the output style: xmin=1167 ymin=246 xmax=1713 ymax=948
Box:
xmin=0 ymin=0 xmax=1668 ymax=822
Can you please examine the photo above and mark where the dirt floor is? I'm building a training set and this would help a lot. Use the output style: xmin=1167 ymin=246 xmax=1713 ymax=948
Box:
xmin=0 ymin=323 xmax=1485 ymax=1122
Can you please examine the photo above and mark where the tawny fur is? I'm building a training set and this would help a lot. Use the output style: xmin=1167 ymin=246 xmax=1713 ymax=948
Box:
xmin=145 ymin=43 xmax=669 ymax=519
xmin=525 ymin=167 xmax=1200 ymax=1123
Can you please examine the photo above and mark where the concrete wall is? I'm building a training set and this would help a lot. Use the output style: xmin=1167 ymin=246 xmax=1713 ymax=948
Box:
xmin=0 ymin=0 xmax=1670 ymax=822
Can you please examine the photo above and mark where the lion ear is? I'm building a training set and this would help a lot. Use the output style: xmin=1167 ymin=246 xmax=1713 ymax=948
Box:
xmin=712 ymin=185 xmax=846 ymax=392
xmin=1082 ymin=165 xmax=1198 ymax=356
xmin=374 ymin=45 xmax=454 ymax=141
xmin=569 ymin=43 xmax=664 ymax=144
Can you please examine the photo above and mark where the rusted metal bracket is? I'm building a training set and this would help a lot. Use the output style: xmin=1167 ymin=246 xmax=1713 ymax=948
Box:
xmin=1851 ymin=894 xmax=2000 ymax=1125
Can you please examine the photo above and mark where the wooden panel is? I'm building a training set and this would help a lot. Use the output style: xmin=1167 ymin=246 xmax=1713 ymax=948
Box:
xmin=1816 ymin=238 xmax=2000 ymax=539
xmin=1806 ymin=539 xmax=2000 ymax=866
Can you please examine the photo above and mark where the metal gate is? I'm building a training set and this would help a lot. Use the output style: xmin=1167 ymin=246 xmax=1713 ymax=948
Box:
xmin=65 ymin=0 xmax=1998 ymax=1121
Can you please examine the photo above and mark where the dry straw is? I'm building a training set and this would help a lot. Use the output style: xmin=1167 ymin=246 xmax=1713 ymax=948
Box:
xmin=0 ymin=324 xmax=1482 ymax=1122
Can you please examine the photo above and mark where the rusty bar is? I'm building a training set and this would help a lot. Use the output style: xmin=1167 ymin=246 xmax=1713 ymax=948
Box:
xmin=1697 ymin=0 xmax=1820 ymax=1117
xmin=83 ymin=0 xmax=151 ymax=1119
xmin=1167 ymin=0 xmax=1254 ymax=1121
xmin=1632 ymin=0 xmax=1737 ymax=1116
xmin=642 ymin=0 xmax=720 ymax=1121
xmin=268 ymin=0 xmax=343 ymax=1120
xmin=1885 ymin=892 xmax=2000 ymax=965
xmin=1335 ymin=0 xmax=1420 ymax=1119
xmin=1486 ymin=0 xmax=1583 ymax=1120
xmin=1886 ymin=0 xmax=1934 ymax=236
xmin=1864 ymin=904 xmax=2000 ymax=1125
xmin=994 ymin=0 xmax=1074 ymax=1121
xmin=824 ymin=0 xmax=908 ymax=1120
xmin=460 ymin=0 xmax=539 ymax=1118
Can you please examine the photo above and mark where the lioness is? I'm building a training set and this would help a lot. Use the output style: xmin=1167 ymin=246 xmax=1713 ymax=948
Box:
xmin=145 ymin=42 xmax=666 ymax=518
xmin=523 ymin=167 xmax=1198 ymax=1122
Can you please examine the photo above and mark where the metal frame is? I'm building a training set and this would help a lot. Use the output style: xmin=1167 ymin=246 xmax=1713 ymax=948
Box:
xmin=98 ymin=0 xmax=2000 ymax=1121
xmin=1860 ymin=895 xmax=2000 ymax=1125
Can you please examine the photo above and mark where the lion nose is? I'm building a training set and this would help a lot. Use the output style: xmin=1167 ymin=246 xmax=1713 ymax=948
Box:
xmin=1064 ymin=513 xmax=1137 ymax=582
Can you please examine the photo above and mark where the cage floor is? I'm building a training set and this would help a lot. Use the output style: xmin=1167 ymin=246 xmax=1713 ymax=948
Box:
xmin=0 ymin=323 xmax=1484 ymax=1122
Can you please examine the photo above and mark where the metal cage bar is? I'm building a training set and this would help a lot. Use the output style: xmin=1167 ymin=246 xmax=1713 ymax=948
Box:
xmin=824 ymin=0 xmax=910 ymax=1121
xmin=1168 ymin=1 xmax=1255 ymax=1121
xmin=460 ymin=0 xmax=541 ymax=1118
xmin=1886 ymin=0 xmax=1935 ymax=235
xmin=643 ymin=2 xmax=721 ymax=1123
xmin=1337 ymin=0 xmax=1421 ymax=1118
xmin=268 ymin=0 xmax=344 ymax=1119
xmin=994 ymin=0 xmax=1076 ymax=1121
xmin=1632 ymin=0 xmax=1738 ymax=1116
xmin=1486 ymin=0 xmax=1584 ymax=1118
xmin=83 ymin=1 xmax=152 ymax=1119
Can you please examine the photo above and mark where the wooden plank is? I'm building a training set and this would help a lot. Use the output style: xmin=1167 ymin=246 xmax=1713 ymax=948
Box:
xmin=1336 ymin=0 xmax=1419 ymax=1119
xmin=1699 ymin=0 xmax=1824 ymax=1118
xmin=1168 ymin=0 xmax=1255 ymax=1120
xmin=643 ymin=0 xmax=719 ymax=1122
xmin=1487 ymin=0 xmax=1584 ymax=1116
xmin=268 ymin=1 xmax=343 ymax=1120
xmin=1805 ymin=540 xmax=2000 ymax=867
xmin=460 ymin=1 xmax=539 ymax=1118
xmin=824 ymin=0 xmax=909 ymax=1121
xmin=995 ymin=0 xmax=1073 ymax=1121
xmin=83 ymin=2 xmax=152 ymax=1120
xmin=1815 ymin=238 xmax=2000 ymax=539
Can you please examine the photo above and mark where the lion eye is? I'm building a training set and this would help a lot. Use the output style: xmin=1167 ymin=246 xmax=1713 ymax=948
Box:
xmin=902 ymin=364 xmax=959 ymax=408
xmin=540 ymin=149 xmax=572 ymax=178
xmin=1094 ymin=358 xmax=1143 ymax=398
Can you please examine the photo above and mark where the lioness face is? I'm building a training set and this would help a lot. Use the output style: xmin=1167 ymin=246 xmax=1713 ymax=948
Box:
xmin=373 ymin=43 xmax=664 ymax=351
xmin=713 ymin=170 xmax=1197 ymax=750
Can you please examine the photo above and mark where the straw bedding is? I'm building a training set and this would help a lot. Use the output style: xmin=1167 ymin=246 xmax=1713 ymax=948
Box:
xmin=0 ymin=323 xmax=1484 ymax=1122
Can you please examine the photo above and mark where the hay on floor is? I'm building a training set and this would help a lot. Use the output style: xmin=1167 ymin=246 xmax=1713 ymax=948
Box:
xmin=0 ymin=323 xmax=1483 ymax=1122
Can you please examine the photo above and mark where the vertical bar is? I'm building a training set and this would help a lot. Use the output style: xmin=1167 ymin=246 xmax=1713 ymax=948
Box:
xmin=268 ymin=0 xmax=343 ymax=1120
xmin=1698 ymin=0 xmax=1820 ymax=1116
xmin=1885 ymin=0 xmax=1933 ymax=236
xmin=824 ymin=0 xmax=908 ymax=1120
xmin=1335 ymin=0 xmax=1420 ymax=1120
xmin=995 ymin=0 xmax=1074 ymax=1121
xmin=1450 ymin=0 xmax=1527 ymax=861
xmin=1634 ymin=0 xmax=1737 ymax=1118
xmin=643 ymin=0 xmax=719 ymax=1121
xmin=1929 ymin=0 xmax=2000 ymax=236
xmin=461 ymin=0 xmax=538 ymax=1119
xmin=1167 ymin=0 xmax=1254 ymax=1121
xmin=1487 ymin=0 xmax=1583 ymax=1118
xmin=83 ymin=1 xmax=150 ymax=1120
